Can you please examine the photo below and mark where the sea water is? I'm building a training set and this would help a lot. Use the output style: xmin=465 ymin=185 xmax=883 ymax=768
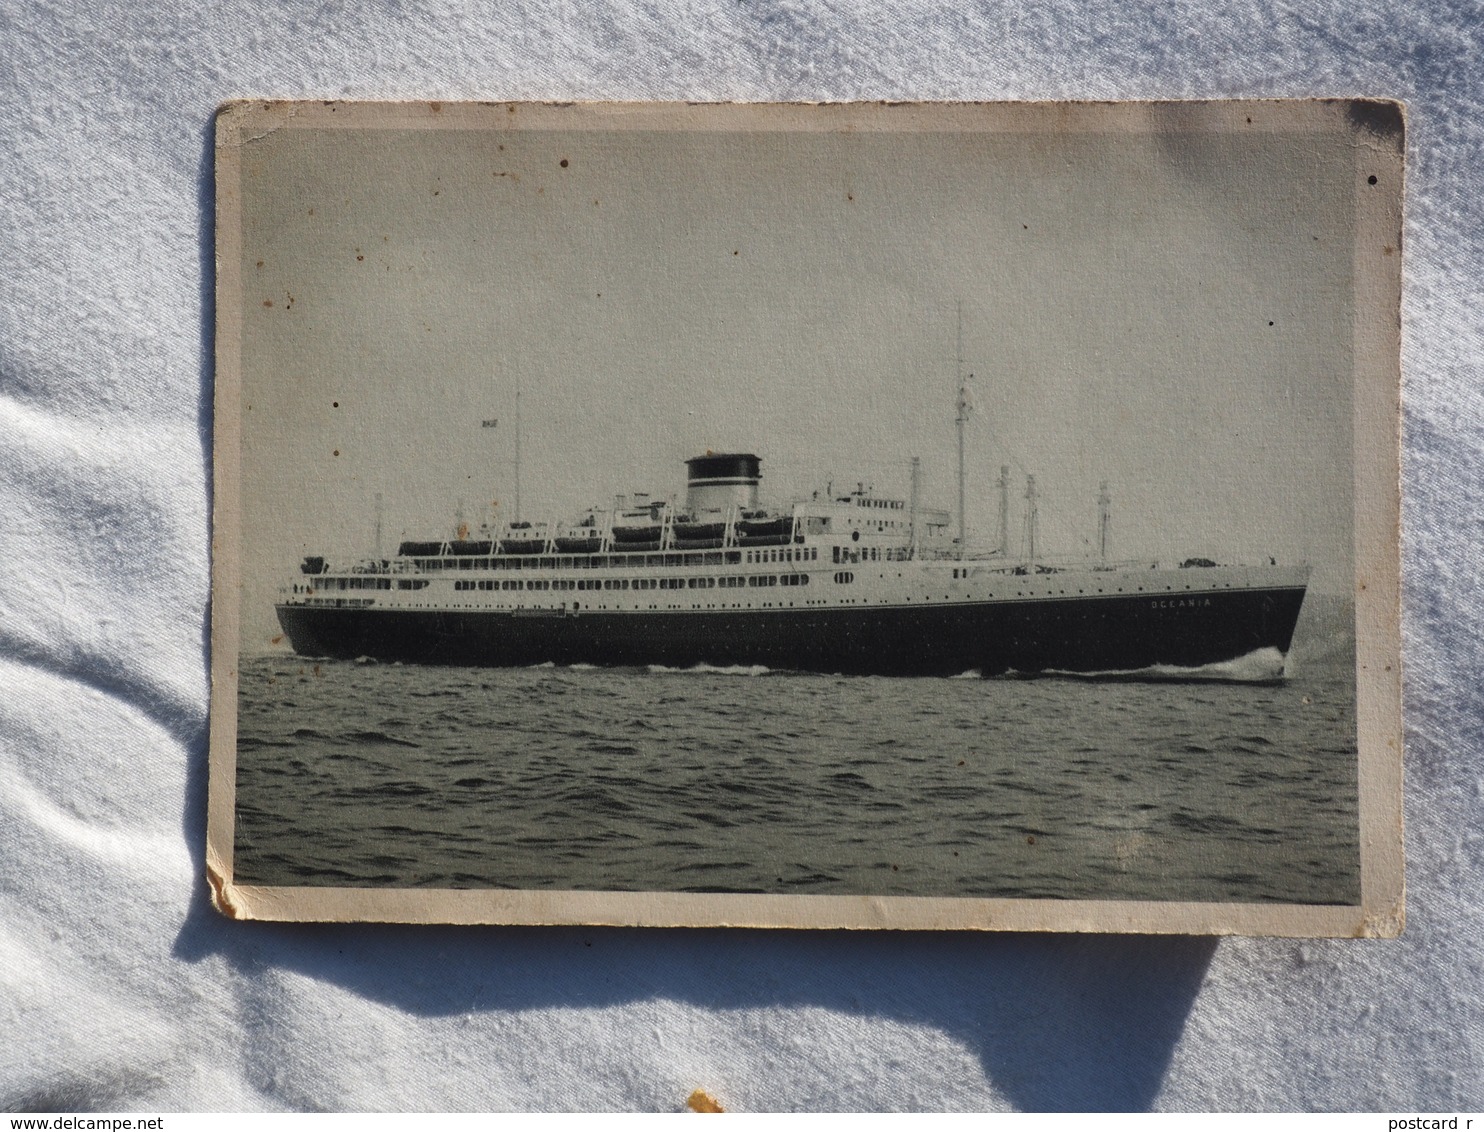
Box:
xmin=233 ymin=597 xmax=1359 ymax=904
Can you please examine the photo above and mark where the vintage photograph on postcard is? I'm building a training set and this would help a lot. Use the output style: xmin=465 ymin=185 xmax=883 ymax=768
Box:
xmin=209 ymin=100 xmax=1402 ymax=933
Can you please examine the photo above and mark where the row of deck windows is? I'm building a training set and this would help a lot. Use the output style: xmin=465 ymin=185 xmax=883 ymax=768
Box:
xmin=311 ymin=546 xmax=941 ymax=597
xmin=414 ymin=550 xmax=743 ymax=572
xmin=329 ymin=545 xmax=917 ymax=576
xmin=744 ymin=547 xmax=817 ymax=564
xmin=294 ymin=578 xmax=392 ymax=593
xmin=833 ymin=546 xmax=892 ymax=564
xmin=454 ymin=579 xmax=558 ymax=591
xmin=408 ymin=547 xmax=836 ymax=572
xmin=448 ymin=574 xmax=814 ymax=592
xmin=314 ymin=564 xmax=873 ymax=595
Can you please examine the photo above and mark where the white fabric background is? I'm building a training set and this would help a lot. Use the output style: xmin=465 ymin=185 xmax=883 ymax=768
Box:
xmin=1 ymin=0 xmax=1479 ymax=1112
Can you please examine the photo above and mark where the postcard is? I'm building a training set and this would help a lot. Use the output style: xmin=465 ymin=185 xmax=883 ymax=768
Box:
xmin=209 ymin=100 xmax=1403 ymax=933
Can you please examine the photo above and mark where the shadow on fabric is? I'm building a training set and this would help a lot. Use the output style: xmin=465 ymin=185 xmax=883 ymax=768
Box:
xmin=173 ymin=892 xmax=1214 ymax=1111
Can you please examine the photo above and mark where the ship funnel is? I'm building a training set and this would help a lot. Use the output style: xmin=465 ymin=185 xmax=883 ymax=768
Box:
xmin=685 ymin=453 xmax=761 ymax=514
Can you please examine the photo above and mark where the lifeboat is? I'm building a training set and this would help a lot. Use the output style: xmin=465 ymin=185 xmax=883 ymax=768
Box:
xmin=673 ymin=512 xmax=727 ymax=541
xmin=448 ymin=540 xmax=495 ymax=556
xmin=671 ymin=510 xmax=727 ymax=549
xmin=499 ymin=521 xmax=549 ymax=555
xmin=554 ymin=515 xmax=605 ymax=553
xmin=736 ymin=511 xmax=793 ymax=545
xmin=611 ymin=506 xmax=664 ymax=544
xmin=397 ymin=540 xmax=447 ymax=557
xmin=610 ymin=523 xmax=661 ymax=544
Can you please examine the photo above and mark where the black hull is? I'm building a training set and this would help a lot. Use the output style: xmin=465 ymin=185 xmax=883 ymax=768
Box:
xmin=276 ymin=587 xmax=1307 ymax=678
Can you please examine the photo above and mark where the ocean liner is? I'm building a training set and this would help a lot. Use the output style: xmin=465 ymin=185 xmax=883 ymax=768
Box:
xmin=276 ymin=410 xmax=1310 ymax=677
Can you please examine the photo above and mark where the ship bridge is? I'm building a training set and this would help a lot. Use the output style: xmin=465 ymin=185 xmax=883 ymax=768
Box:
xmin=789 ymin=483 xmax=950 ymax=551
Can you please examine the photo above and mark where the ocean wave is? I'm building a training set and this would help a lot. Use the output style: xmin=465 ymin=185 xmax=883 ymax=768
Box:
xmin=345 ymin=729 xmax=422 ymax=749
xmin=232 ymin=649 xmax=1358 ymax=903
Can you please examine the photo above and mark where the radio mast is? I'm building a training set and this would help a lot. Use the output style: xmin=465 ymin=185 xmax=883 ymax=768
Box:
xmin=373 ymin=491 xmax=384 ymax=559
xmin=998 ymin=465 xmax=1010 ymax=556
xmin=1098 ymin=480 xmax=1112 ymax=562
xmin=909 ymin=456 xmax=922 ymax=558
xmin=954 ymin=302 xmax=972 ymax=560
xmin=1024 ymin=474 xmax=1039 ymax=566
xmin=514 ymin=383 xmax=522 ymax=524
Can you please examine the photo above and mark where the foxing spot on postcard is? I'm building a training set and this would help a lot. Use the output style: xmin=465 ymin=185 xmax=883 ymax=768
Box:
xmin=209 ymin=100 xmax=1403 ymax=934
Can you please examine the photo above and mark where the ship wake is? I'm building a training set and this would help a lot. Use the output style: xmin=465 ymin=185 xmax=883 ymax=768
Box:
xmin=1008 ymin=647 xmax=1290 ymax=685
xmin=646 ymin=663 xmax=773 ymax=677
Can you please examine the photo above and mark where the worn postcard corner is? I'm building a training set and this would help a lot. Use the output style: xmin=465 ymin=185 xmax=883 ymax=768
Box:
xmin=205 ymin=857 xmax=244 ymax=920
xmin=209 ymin=99 xmax=1403 ymax=936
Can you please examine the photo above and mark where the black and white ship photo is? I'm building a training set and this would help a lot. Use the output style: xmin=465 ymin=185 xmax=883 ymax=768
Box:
xmin=210 ymin=101 xmax=1403 ymax=933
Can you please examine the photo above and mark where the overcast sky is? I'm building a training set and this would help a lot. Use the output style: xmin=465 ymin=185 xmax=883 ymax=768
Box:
xmin=232 ymin=104 xmax=1359 ymax=648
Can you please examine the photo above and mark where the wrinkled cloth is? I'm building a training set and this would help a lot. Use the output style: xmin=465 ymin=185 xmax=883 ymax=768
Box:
xmin=1 ymin=0 xmax=1480 ymax=1112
